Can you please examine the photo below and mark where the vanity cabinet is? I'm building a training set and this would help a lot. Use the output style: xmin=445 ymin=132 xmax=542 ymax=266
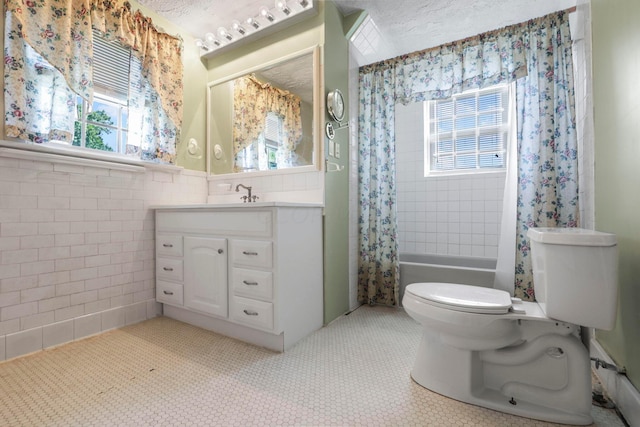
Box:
xmin=154 ymin=204 xmax=323 ymax=352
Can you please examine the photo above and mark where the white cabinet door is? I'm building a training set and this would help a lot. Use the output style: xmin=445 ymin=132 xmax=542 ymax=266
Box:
xmin=183 ymin=236 xmax=228 ymax=318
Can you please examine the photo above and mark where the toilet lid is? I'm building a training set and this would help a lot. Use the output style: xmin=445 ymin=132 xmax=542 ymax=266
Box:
xmin=406 ymin=282 xmax=513 ymax=314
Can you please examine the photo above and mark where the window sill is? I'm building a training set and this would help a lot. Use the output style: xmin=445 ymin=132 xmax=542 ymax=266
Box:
xmin=425 ymin=169 xmax=507 ymax=178
xmin=0 ymin=140 xmax=183 ymax=174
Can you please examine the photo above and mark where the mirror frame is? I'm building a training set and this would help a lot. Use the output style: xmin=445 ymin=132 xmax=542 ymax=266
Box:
xmin=206 ymin=45 xmax=322 ymax=176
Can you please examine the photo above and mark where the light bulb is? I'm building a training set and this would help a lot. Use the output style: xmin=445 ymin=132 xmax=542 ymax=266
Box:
xmin=259 ymin=6 xmax=275 ymax=22
xmin=232 ymin=20 xmax=246 ymax=35
xmin=246 ymin=17 xmax=260 ymax=29
xmin=204 ymin=32 xmax=216 ymax=44
xmin=195 ymin=38 xmax=205 ymax=49
xmin=217 ymin=27 xmax=233 ymax=41
xmin=276 ymin=0 xmax=291 ymax=15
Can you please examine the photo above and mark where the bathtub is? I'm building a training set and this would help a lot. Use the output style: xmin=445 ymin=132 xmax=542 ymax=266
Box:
xmin=399 ymin=253 xmax=496 ymax=306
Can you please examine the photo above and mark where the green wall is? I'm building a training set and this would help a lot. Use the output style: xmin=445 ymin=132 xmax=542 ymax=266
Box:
xmin=132 ymin=2 xmax=208 ymax=171
xmin=592 ymin=0 xmax=640 ymax=390
xmin=322 ymin=1 xmax=350 ymax=323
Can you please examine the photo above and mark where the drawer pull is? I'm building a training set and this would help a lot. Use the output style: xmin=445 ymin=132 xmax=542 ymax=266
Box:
xmin=243 ymin=280 xmax=259 ymax=286
xmin=242 ymin=251 xmax=259 ymax=256
xmin=163 ymin=267 xmax=174 ymax=272
xmin=163 ymin=290 xmax=174 ymax=296
xmin=162 ymin=243 xmax=173 ymax=248
xmin=243 ymin=309 xmax=259 ymax=316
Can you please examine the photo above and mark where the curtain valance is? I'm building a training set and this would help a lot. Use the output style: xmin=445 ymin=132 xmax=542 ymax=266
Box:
xmin=232 ymin=75 xmax=303 ymax=158
xmin=4 ymin=0 xmax=183 ymax=158
xmin=361 ymin=11 xmax=571 ymax=105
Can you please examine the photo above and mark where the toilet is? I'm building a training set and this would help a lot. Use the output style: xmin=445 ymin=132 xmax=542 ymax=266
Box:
xmin=403 ymin=227 xmax=618 ymax=425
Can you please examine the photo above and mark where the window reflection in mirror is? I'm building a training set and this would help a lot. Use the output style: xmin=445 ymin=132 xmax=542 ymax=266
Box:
xmin=207 ymin=49 xmax=317 ymax=175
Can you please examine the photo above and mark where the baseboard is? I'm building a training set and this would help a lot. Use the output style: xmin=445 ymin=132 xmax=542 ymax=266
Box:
xmin=591 ymin=338 xmax=640 ymax=426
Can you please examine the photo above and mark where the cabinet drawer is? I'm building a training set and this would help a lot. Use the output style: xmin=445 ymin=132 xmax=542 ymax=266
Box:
xmin=231 ymin=268 xmax=273 ymax=301
xmin=157 ymin=281 xmax=183 ymax=306
xmin=156 ymin=234 xmax=183 ymax=257
xmin=230 ymin=296 xmax=274 ymax=330
xmin=156 ymin=257 xmax=183 ymax=282
xmin=232 ymin=240 xmax=273 ymax=269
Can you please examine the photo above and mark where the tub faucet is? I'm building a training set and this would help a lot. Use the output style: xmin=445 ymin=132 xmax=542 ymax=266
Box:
xmin=235 ymin=183 xmax=259 ymax=203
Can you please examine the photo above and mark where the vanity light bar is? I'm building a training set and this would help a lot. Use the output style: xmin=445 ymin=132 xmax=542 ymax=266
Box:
xmin=196 ymin=0 xmax=315 ymax=57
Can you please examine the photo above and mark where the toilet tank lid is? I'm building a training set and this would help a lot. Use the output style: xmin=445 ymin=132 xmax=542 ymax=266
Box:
xmin=527 ymin=227 xmax=617 ymax=247
xmin=406 ymin=282 xmax=513 ymax=314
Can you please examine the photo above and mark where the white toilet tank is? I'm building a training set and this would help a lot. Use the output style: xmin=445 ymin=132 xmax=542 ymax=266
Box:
xmin=527 ymin=227 xmax=618 ymax=330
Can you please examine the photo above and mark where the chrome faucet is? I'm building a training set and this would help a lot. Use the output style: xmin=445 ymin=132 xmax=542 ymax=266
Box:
xmin=235 ymin=183 xmax=259 ymax=203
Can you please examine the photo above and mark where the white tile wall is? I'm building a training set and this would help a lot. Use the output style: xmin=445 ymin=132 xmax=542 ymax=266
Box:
xmin=395 ymin=102 xmax=505 ymax=258
xmin=348 ymin=50 xmax=360 ymax=310
xmin=0 ymin=151 xmax=208 ymax=361
xmin=206 ymin=170 xmax=324 ymax=205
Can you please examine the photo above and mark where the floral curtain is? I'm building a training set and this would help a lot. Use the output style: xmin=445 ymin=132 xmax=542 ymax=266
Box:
xmin=4 ymin=0 xmax=183 ymax=163
xmin=357 ymin=61 xmax=399 ymax=306
xmin=232 ymin=75 xmax=303 ymax=160
xmin=514 ymin=12 xmax=579 ymax=300
xmin=357 ymin=10 xmax=577 ymax=305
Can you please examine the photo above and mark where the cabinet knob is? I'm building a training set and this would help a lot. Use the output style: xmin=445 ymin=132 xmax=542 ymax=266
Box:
xmin=163 ymin=290 xmax=174 ymax=295
xmin=243 ymin=309 xmax=259 ymax=316
xmin=163 ymin=267 xmax=174 ymax=272
xmin=242 ymin=251 xmax=258 ymax=256
xmin=218 ymin=249 xmax=224 ymax=254
xmin=162 ymin=243 xmax=173 ymax=248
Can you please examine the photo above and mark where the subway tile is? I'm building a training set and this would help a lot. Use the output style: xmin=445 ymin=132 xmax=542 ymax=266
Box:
xmin=0 ymin=209 xmax=20 ymax=223
xmin=2 ymin=248 xmax=38 ymax=265
xmin=1 ymin=301 xmax=38 ymax=321
xmin=38 ymin=222 xmax=70 ymax=235
xmin=1 ymin=223 xmax=39 ymax=237
xmin=55 ymin=233 xmax=84 ymax=247
xmin=21 ymin=311 xmax=55 ymax=331
xmin=21 ymin=286 xmax=55 ymax=303
xmin=0 ymin=291 xmax=20 ymax=308
xmin=69 ymin=267 xmax=98 ymax=282
xmin=19 ymin=208 xmax=55 ymax=223
xmin=5 ymin=327 xmax=42 ymax=359
xmin=69 ymin=198 xmax=97 ymax=210
xmin=38 ymin=296 xmax=70 ymax=313
xmin=42 ymin=319 xmax=74 ymax=348
xmin=2 ymin=275 xmax=37 ymax=292
xmin=69 ymin=244 xmax=98 ymax=258
xmin=84 ymin=299 xmax=110 ymax=315
xmin=20 ymin=260 xmax=55 ymax=276
xmin=74 ymin=313 xmax=101 ymax=339
xmin=101 ymin=307 xmax=125 ymax=331
xmin=55 ymin=184 xmax=84 ymax=198
xmin=70 ymin=290 xmax=97 ymax=306
xmin=38 ymin=246 xmax=71 ymax=261
xmin=0 ymin=195 xmax=37 ymax=209
xmin=0 ymin=335 xmax=4 ymax=361
xmin=0 ymin=318 xmax=20 ymax=336
xmin=54 ymin=305 xmax=84 ymax=322
xmin=110 ymin=293 xmax=134 ymax=308
xmin=54 ymin=257 xmax=84 ymax=272
xmin=38 ymin=271 xmax=70 ymax=287
xmin=38 ymin=196 xmax=70 ymax=210
xmin=20 ymin=235 xmax=54 ymax=249
xmin=56 ymin=281 xmax=85 ymax=297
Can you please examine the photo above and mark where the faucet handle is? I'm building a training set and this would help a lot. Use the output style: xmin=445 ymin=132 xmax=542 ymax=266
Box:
xmin=251 ymin=195 xmax=259 ymax=202
xmin=240 ymin=195 xmax=248 ymax=203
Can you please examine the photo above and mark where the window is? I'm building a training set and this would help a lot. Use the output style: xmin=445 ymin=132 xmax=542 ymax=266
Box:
xmin=72 ymin=30 xmax=139 ymax=154
xmin=425 ymin=84 xmax=511 ymax=175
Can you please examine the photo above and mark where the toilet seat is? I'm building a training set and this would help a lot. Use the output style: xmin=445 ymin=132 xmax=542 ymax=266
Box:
xmin=405 ymin=283 xmax=513 ymax=314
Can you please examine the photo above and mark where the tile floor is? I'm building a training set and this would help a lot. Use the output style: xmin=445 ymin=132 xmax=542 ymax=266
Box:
xmin=0 ymin=305 xmax=626 ymax=426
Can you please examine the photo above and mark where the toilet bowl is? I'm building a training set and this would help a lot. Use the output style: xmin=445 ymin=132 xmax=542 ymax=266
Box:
xmin=403 ymin=227 xmax=618 ymax=425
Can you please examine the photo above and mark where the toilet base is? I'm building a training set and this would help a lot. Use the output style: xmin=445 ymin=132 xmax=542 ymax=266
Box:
xmin=411 ymin=329 xmax=593 ymax=425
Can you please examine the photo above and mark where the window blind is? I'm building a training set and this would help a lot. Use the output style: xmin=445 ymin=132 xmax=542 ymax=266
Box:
xmin=92 ymin=30 xmax=131 ymax=101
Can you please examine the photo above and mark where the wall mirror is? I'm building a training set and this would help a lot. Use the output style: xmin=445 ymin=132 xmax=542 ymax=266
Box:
xmin=207 ymin=46 xmax=320 ymax=175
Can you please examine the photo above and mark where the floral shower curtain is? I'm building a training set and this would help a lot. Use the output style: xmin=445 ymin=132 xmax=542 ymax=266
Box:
xmin=4 ymin=0 xmax=183 ymax=163
xmin=357 ymin=61 xmax=399 ymax=306
xmin=514 ymin=13 xmax=578 ymax=300
xmin=357 ymin=10 xmax=577 ymax=304
xmin=232 ymin=75 xmax=303 ymax=160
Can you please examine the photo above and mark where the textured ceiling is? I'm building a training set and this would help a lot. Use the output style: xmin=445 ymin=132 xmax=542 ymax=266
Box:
xmin=140 ymin=0 xmax=576 ymax=63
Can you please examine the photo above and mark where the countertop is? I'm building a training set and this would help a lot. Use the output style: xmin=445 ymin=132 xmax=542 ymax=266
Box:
xmin=150 ymin=202 xmax=324 ymax=210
